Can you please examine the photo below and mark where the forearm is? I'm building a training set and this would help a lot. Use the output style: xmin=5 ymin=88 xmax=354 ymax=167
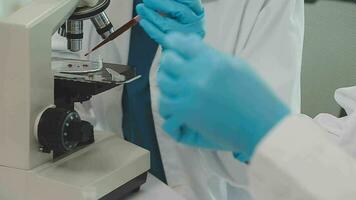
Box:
xmin=249 ymin=115 xmax=356 ymax=200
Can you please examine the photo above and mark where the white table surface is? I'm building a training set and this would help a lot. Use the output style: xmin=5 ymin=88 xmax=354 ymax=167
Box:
xmin=125 ymin=174 xmax=186 ymax=200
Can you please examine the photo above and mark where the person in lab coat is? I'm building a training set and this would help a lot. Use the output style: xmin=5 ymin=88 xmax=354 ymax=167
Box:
xmin=156 ymin=32 xmax=356 ymax=200
xmin=138 ymin=0 xmax=304 ymax=199
xmin=3 ymin=0 xmax=304 ymax=199
xmin=54 ymin=0 xmax=304 ymax=199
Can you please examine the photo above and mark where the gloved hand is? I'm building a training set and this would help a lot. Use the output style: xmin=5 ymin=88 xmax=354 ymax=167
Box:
xmin=158 ymin=33 xmax=290 ymax=160
xmin=165 ymin=123 xmax=254 ymax=162
xmin=164 ymin=124 xmax=224 ymax=149
xmin=136 ymin=0 xmax=205 ymax=46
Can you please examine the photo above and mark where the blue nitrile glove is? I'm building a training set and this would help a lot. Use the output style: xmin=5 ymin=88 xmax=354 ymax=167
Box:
xmin=136 ymin=0 xmax=205 ymax=46
xmin=158 ymin=33 xmax=290 ymax=161
xmin=163 ymin=124 xmax=224 ymax=149
xmin=165 ymin=124 xmax=254 ymax=162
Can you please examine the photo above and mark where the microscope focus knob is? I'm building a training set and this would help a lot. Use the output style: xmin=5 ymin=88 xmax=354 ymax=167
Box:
xmin=67 ymin=121 xmax=94 ymax=145
xmin=37 ymin=108 xmax=94 ymax=154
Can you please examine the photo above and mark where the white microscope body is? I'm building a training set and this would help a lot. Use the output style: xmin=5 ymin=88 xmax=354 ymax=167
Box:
xmin=0 ymin=0 xmax=150 ymax=199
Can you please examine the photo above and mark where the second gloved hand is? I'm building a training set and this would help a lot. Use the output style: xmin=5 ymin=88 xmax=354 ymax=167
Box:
xmin=136 ymin=0 xmax=205 ymax=46
xmin=158 ymin=33 xmax=290 ymax=161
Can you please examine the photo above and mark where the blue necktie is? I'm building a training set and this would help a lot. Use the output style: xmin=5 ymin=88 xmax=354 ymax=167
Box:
xmin=123 ymin=0 xmax=167 ymax=183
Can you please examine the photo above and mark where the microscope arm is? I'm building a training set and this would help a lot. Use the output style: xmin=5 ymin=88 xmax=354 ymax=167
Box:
xmin=3 ymin=0 xmax=80 ymax=35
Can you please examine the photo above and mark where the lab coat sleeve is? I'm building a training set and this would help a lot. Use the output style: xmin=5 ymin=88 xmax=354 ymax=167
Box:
xmin=314 ymin=86 xmax=356 ymax=158
xmin=248 ymin=115 xmax=356 ymax=200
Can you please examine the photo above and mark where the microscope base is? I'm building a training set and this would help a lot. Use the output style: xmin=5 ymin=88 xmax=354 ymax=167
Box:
xmin=0 ymin=132 xmax=150 ymax=200
xmin=100 ymin=172 xmax=147 ymax=200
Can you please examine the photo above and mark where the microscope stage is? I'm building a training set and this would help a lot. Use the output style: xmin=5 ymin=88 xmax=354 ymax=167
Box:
xmin=52 ymin=58 xmax=140 ymax=108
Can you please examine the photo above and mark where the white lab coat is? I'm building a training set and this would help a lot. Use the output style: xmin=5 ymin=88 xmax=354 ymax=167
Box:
xmin=52 ymin=0 xmax=304 ymax=199
xmin=150 ymin=0 xmax=304 ymax=199
xmin=249 ymin=87 xmax=356 ymax=199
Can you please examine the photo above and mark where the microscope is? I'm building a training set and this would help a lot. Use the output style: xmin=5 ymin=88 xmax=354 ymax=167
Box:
xmin=0 ymin=0 xmax=150 ymax=199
